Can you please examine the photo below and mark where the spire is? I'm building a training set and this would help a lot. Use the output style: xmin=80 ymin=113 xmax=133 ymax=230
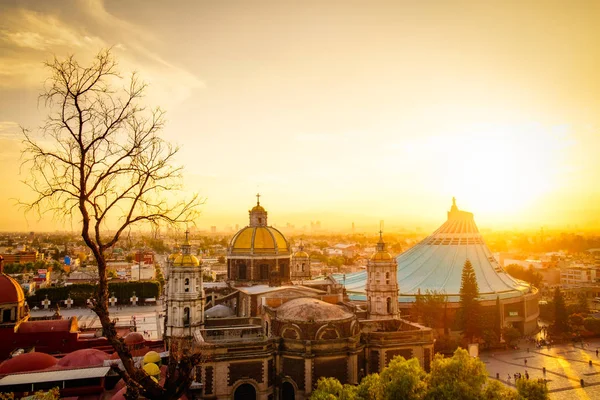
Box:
xmin=450 ymin=196 xmax=459 ymax=213
xmin=299 ymin=238 xmax=304 ymax=251
xmin=256 ymin=193 xmax=261 ymax=206
xmin=182 ymin=229 xmax=191 ymax=255
xmin=376 ymin=230 xmax=386 ymax=252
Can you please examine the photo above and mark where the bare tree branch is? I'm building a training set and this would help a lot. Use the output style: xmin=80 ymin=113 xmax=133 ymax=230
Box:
xmin=20 ymin=49 xmax=203 ymax=400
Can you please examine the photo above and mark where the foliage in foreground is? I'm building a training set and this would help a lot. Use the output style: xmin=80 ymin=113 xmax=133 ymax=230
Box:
xmin=310 ymin=348 xmax=548 ymax=400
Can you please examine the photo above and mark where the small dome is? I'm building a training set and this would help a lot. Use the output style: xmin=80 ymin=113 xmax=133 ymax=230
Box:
xmin=276 ymin=298 xmax=354 ymax=323
xmin=171 ymin=254 xmax=200 ymax=267
xmin=0 ymin=274 xmax=25 ymax=305
xmin=143 ymin=362 xmax=160 ymax=376
xmin=123 ymin=331 xmax=145 ymax=346
xmin=143 ymin=351 xmax=161 ymax=365
xmin=251 ymin=204 xmax=266 ymax=213
xmin=0 ymin=352 xmax=58 ymax=374
xmin=205 ymin=304 xmax=234 ymax=318
xmin=293 ymin=251 xmax=309 ymax=258
xmin=370 ymin=251 xmax=393 ymax=261
xmin=57 ymin=348 xmax=109 ymax=367
xmin=168 ymin=253 xmax=178 ymax=261
xmin=230 ymin=226 xmax=289 ymax=255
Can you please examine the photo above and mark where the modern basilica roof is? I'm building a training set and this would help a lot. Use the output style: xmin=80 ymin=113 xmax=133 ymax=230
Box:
xmin=334 ymin=199 xmax=533 ymax=303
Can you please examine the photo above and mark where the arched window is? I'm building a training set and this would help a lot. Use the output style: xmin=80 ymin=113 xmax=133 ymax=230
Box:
xmin=387 ymin=297 xmax=392 ymax=314
xmin=183 ymin=307 xmax=190 ymax=327
xmin=302 ymin=263 xmax=305 ymax=272
xmin=185 ymin=278 xmax=190 ymax=292
xmin=376 ymin=297 xmax=382 ymax=312
xmin=386 ymin=272 xmax=390 ymax=284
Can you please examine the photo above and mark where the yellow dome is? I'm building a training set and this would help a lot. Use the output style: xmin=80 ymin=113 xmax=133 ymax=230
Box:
xmin=172 ymin=254 xmax=200 ymax=267
xmin=230 ymin=226 xmax=289 ymax=255
xmin=293 ymin=251 xmax=309 ymax=258
xmin=143 ymin=362 xmax=160 ymax=376
xmin=143 ymin=351 xmax=161 ymax=365
xmin=251 ymin=204 xmax=266 ymax=213
xmin=370 ymin=251 xmax=393 ymax=261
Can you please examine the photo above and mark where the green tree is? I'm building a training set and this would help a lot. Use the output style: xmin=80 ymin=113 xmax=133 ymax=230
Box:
xmin=381 ymin=356 xmax=427 ymax=400
xmin=458 ymin=259 xmax=481 ymax=341
xmin=425 ymin=348 xmax=487 ymax=400
xmin=583 ymin=317 xmax=600 ymax=334
xmin=481 ymin=380 xmax=519 ymax=400
xmin=502 ymin=326 xmax=521 ymax=346
xmin=516 ymin=378 xmax=549 ymax=400
xmin=21 ymin=49 xmax=201 ymax=400
xmin=311 ymin=377 xmax=345 ymax=400
xmin=505 ymin=264 xmax=543 ymax=289
xmin=355 ymin=373 xmax=383 ymax=400
xmin=552 ymin=287 xmax=569 ymax=334
xmin=413 ymin=289 xmax=448 ymax=330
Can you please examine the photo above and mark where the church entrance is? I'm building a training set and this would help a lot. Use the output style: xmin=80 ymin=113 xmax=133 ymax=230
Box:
xmin=234 ymin=383 xmax=256 ymax=400
xmin=281 ymin=381 xmax=295 ymax=400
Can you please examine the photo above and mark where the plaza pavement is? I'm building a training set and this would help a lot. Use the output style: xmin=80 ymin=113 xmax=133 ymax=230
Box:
xmin=481 ymin=339 xmax=600 ymax=400
xmin=30 ymin=304 xmax=165 ymax=340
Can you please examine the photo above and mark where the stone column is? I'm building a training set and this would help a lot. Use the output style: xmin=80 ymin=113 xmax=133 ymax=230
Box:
xmin=214 ymin=362 xmax=229 ymax=398
xmin=304 ymin=357 xmax=313 ymax=395
xmin=347 ymin=353 xmax=358 ymax=384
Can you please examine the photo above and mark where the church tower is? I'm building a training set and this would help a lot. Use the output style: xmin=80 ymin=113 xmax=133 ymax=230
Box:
xmin=291 ymin=239 xmax=311 ymax=281
xmin=366 ymin=231 xmax=399 ymax=319
xmin=165 ymin=230 xmax=205 ymax=345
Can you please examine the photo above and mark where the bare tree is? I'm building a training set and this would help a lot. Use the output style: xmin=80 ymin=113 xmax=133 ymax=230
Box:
xmin=21 ymin=49 xmax=201 ymax=400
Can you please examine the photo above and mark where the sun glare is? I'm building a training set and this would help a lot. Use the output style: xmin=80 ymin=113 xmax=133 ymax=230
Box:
xmin=433 ymin=124 xmax=568 ymax=214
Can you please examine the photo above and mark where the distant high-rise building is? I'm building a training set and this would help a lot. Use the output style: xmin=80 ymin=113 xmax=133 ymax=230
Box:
xmin=210 ymin=226 xmax=217 ymax=233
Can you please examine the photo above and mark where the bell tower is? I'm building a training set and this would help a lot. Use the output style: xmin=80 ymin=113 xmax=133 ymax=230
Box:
xmin=165 ymin=230 xmax=205 ymax=345
xmin=366 ymin=230 xmax=399 ymax=319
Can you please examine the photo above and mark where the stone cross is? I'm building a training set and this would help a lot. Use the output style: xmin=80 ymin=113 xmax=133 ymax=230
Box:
xmin=64 ymin=297 xmax=73 ymax=309
xmin=130 ymin=291 xmax=138 ymax=306
xmin=42 ymin=295 xmax=51 ymax=310
xmin=109 ymin=294 xmax=118 ymax=307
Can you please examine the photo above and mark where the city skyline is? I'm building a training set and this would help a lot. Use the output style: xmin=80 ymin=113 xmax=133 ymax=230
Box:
xmin=2 ymin=1 xmax=600 ymax=232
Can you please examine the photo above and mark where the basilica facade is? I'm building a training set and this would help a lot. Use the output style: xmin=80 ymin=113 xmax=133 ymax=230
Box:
xmin=165 ymin=197 xmax=434 ymax=400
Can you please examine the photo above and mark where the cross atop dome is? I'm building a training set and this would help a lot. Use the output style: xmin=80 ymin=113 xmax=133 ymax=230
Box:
xmin=182 ymin=229 xmax=191 ymax=255
xmin=256 ymin=193 xmax=261 ymax=205
xmin=376 ymin=230 xmax=386 ymax=252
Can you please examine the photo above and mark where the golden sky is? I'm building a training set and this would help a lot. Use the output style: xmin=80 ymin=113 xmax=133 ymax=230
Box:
xmin=1 ymin=0 xmax=600 ymax=232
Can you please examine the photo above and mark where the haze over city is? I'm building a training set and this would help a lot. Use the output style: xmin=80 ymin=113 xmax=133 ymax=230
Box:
xmin=2 ymin=0 xmax=600 ymax=232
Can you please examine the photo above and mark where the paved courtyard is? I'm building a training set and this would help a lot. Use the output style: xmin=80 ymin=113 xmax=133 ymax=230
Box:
xmin=30 ymin=304 xmax=164 ymax=340
xmin=481 ymin=339 xmax=600 ymax=400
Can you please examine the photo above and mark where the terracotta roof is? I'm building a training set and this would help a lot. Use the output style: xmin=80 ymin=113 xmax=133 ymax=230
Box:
xmin=57 ymin=348 xmax=110 ymax=368
xmin=275 ymin=298 xmax=354 ymax=323
xmin=123 ymin=331 xmax=144 ymax=346
xmin=0 ymin=274 xmax=24 ymax=304
xmin=18 ymin=319 xmax=74 ymax=334
xmin=0 ymin=352 xmax=58 ymax=374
